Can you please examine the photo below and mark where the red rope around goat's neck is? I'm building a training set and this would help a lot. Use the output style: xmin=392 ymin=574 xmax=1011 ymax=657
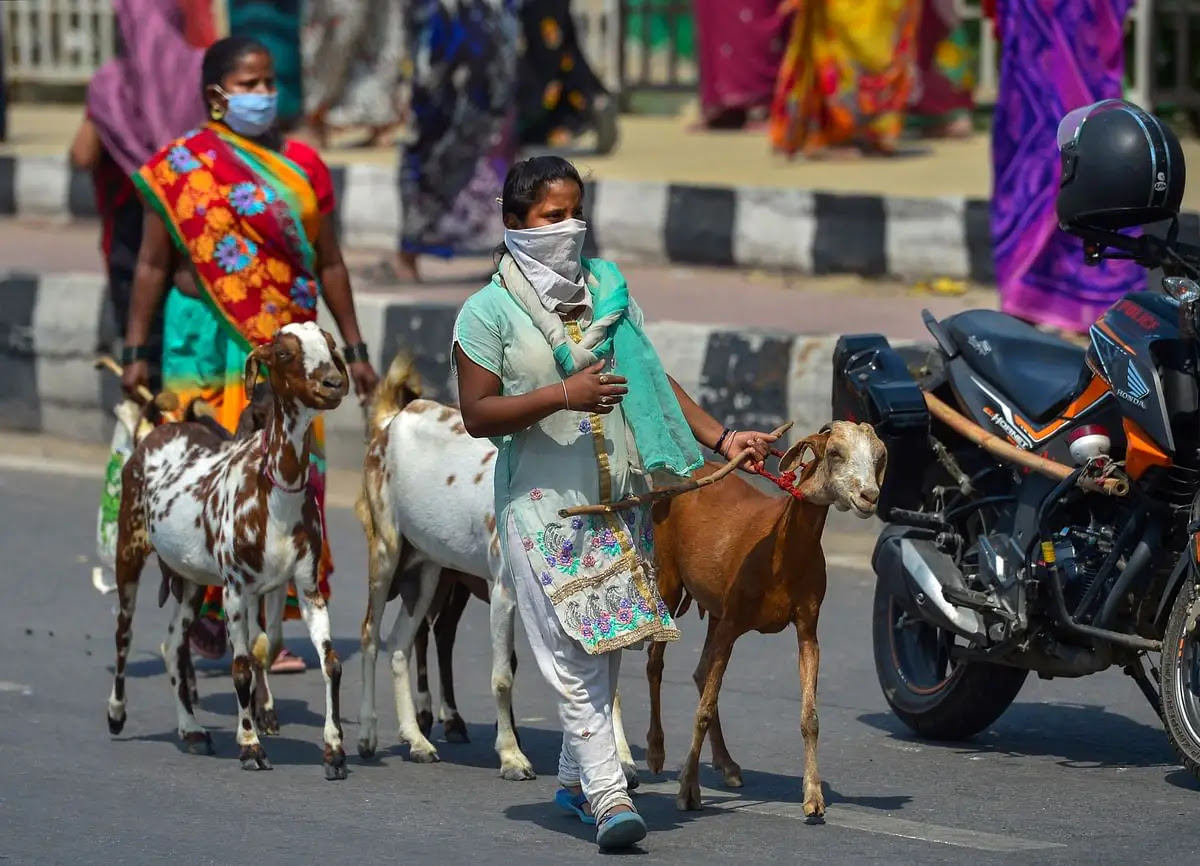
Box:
xmin=755 ymin=460 xmax=808 ymax=501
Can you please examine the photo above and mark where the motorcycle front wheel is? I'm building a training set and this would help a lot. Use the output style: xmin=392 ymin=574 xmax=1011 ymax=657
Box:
xmin=1159 ymin=585 xmax=1200 ymax=781
xmin=872 ymin=579 xmax=1028 ymax=740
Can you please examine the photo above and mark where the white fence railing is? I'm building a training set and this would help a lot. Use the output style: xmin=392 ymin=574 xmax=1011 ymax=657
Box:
xmin=0 ymin=0 xmax=1155 ymax=111
xmin=4 ymin=0 xmax=117 ymax=85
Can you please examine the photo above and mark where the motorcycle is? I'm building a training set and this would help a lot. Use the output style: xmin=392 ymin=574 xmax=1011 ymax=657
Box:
xmin=832 ymin=217 xmax=1200 ymax=780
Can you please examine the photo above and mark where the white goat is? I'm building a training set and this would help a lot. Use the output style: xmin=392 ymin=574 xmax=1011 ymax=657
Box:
xmin=105 ymin=322 xmax=351 ymax=780
xmin=355 ymin=354 xmax=639 ymax=783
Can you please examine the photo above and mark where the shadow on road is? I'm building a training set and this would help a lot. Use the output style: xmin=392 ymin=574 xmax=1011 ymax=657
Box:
xmin=858 ymin=700 xmax=1175 ymax=769
xmin=503 ymin=788 xmax=725 ymax=849
xmin=622 ymin=743 xmax=911 ymax=812
xmin=1165 ymin=768 xmax=1200 ymax=791
xmin=115 ymin=727 xmax=330 ymax=770
xmin=108 ymin=636 xmax=363 ymax=681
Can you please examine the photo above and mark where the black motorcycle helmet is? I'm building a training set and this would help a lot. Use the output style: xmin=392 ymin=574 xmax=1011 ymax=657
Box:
xmin=1056 ymin=99 xmax=1186 ymax=231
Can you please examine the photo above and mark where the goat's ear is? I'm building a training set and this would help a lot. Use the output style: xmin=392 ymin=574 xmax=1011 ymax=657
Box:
xmin=332 ymin=343 xmax=350 ymax=381
xmin=875 ymin=441 xmax=889 ymax=487
xmin=779 ymin=441 xmax=805 ymax=474
xmin=780 ymin=431 xmax=828 ymax=473
xmin=243 ymin=344 xmax=271 ymax=398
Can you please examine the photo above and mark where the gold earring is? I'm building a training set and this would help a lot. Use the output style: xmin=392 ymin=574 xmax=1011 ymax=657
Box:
xmin=210 ymin=103 xmax=224 ymax=121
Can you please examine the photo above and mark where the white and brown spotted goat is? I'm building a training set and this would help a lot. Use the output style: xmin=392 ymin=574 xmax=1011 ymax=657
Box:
xmin=356 ymin=355 xmax=642 ymax=783
xmin=105 ymin=322 xmax=351 ymax=780
xmin=355 ymin=354 xmax=535 ymax=779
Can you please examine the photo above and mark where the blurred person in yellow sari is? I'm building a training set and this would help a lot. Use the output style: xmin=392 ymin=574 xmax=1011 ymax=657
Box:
xmin=769 ymin=0 xmax=920 ymax=157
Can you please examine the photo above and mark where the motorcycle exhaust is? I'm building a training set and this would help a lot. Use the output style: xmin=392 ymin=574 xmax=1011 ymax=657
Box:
xmin=874 ymin=528 xmax=987 ymax=642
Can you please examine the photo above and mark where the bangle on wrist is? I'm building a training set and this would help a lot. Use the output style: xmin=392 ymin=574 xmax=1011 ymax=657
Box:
xmin=561 ymin=380 xmax=570 ymax=411
xmin=342 ymin=342 xmax=369 ymax=364
xmin=721 ymin=429 xmax=738 ymax=458
xmin=712 ymin=427 xmax=732 ymax=455
xmin=119 ymin=344 xmax=152 ymax=366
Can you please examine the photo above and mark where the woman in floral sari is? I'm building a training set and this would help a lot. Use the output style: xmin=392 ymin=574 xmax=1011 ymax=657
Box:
xmin=120 ymin=36 xmax=379 ymax=672
xmin=768 ymin=0 xmax=920 ymax=157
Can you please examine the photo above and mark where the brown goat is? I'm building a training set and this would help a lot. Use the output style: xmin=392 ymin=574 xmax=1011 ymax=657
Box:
xmin=646 ymin=420 xmax=887 ymax=817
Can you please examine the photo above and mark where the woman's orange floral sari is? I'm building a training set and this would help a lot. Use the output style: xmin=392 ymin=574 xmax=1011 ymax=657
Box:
xmin=133 ymin=123 xmax=333 ymax=630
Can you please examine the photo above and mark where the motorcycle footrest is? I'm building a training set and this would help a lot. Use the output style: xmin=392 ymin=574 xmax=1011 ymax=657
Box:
xmin=941 ymin=584 xmax=997 ymax=611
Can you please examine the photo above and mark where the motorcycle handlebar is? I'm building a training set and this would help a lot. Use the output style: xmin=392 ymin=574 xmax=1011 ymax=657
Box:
xmin=1070 ymin=222 xmax=1200 ymax=278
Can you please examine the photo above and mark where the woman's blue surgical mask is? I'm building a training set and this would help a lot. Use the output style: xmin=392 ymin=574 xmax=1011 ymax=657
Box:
xmin=218 ymin=89 xmax=278 ymax=137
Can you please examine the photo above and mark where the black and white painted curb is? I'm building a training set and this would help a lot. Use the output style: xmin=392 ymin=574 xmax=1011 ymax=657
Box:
xmin=20 ymin=153 xmax=1200 ymax=283
xmin=0 ymin=271 xmax=930 ymax=471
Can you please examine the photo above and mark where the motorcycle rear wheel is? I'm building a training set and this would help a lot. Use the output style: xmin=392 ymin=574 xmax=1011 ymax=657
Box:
xmin=1159 ymin=585 xmax=1200 ymax=781
xmin=872 ymin=580 xmax=1028 ymax=740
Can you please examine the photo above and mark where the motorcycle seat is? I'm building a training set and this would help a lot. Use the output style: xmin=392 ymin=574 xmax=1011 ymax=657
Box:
xmin=941 ymin=309 xmax=1091 ymax=423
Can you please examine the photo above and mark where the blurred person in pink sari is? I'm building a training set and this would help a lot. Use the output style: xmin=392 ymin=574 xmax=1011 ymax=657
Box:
xmin=694 ymin=0 xmax=792 ymax=129
xmin=907 ymin=0 xmax=975 ymax=138
xmin=69 ymin=0 xmax=208 ymax=389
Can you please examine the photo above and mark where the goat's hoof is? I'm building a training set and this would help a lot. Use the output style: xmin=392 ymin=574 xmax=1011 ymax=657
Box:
xmin=645 ymin=749 xmax=665 ymax=776
xmin=256 ymin=708 xmax=281 ymax=736
xmin=623 ymin=763 xmax=641 ymax=790
xmin=499 ymin=761 xmax=536 ymax=782
xmin=407 ymin=745 xmax=441 ymax=764
xmin=416 ymin=710 xmax=434 ymax=739
xmin=443 ymin=715 xmax=470 ymax=744
xmin=182 ymin=730 xmax=215 ymax=755
xmin=239 ymin=744 xmax=272 ymax=771
xmin=324 ymin=749 xmax=348 ymax=781
xmin=803 ymin=799 xmax=826 ymax=823
xmin=357 ymin=738 xmax=377 ymax=761
xmin=717 ymin=762 xmax=743 ymax=788
xmin=106 ymin=711 xmax=126 ymax=736
xmin=676 ymin=782 xmax=703 ymax=812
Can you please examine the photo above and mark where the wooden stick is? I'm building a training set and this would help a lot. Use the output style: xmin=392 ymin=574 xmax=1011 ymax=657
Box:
xmin=93 ymin=355 xmax=180 ymax=412
xmin=923 ymin=391 xmax=1129 ymax=497
xmin=559 ymin=422 xmax=794 ymax=517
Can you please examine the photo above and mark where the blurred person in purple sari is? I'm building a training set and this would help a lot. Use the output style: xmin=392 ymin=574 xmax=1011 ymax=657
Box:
xmin=694 ymin=0 xmax=791 ymax=129
xmin=991 ymin=0 xmax=1142 ymax=334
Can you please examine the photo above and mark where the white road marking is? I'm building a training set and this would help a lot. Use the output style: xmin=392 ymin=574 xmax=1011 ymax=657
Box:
xmin=825 ymin=553 xmax=872 ymax=572
xmin=635 ymin=782 xmax=1065 ymax=853
xmin=0 ymin=454 xmax=104 ymax=479
xmin=0 ymin=450 xmax=883 ymax=566
xmin=0 ymin=452 xmax=363 ymax=508
xmin=0 ymin=452 xmax=879 ymax=568
xmin=0 ymin=681 xmax=33 ymax=696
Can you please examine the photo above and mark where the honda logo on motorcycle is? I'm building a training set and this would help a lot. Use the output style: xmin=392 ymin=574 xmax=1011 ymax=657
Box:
xmin=1089 ymin=326 xmax=1150 ymax=409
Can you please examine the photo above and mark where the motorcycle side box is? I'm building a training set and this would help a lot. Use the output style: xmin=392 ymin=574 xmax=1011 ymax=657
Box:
xmin=832 ymin=334 xmax=930 ymax=516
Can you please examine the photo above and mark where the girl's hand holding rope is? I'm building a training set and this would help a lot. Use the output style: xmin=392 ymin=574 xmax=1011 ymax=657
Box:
xmin=559 ymin=422 xmax=794 ymax=517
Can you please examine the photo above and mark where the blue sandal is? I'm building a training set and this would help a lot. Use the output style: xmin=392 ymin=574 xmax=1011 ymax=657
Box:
xmin=554 ymin=788 xmax=597 ymax=825
xmin=596 ymin=810 xmax=647 ymax=850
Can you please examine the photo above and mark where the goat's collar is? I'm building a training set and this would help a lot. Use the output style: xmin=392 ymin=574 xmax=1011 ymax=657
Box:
xmin=756 ymin=465 xmax=807 ymax=501
xmin=258 ymin=428 xmax=308 ymax=493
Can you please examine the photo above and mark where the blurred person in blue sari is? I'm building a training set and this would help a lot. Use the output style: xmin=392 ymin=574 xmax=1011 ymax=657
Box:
xmin=384 ymin=0 xmax=519 ymax=283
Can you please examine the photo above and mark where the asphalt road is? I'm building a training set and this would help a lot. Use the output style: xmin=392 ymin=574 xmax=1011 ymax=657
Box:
xmin=3 ymin=452 xmax=1200 ymax=865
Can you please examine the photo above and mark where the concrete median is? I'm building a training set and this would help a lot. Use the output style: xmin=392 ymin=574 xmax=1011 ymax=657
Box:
xmin=0 ymin=270 xmax=933 ymax=471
